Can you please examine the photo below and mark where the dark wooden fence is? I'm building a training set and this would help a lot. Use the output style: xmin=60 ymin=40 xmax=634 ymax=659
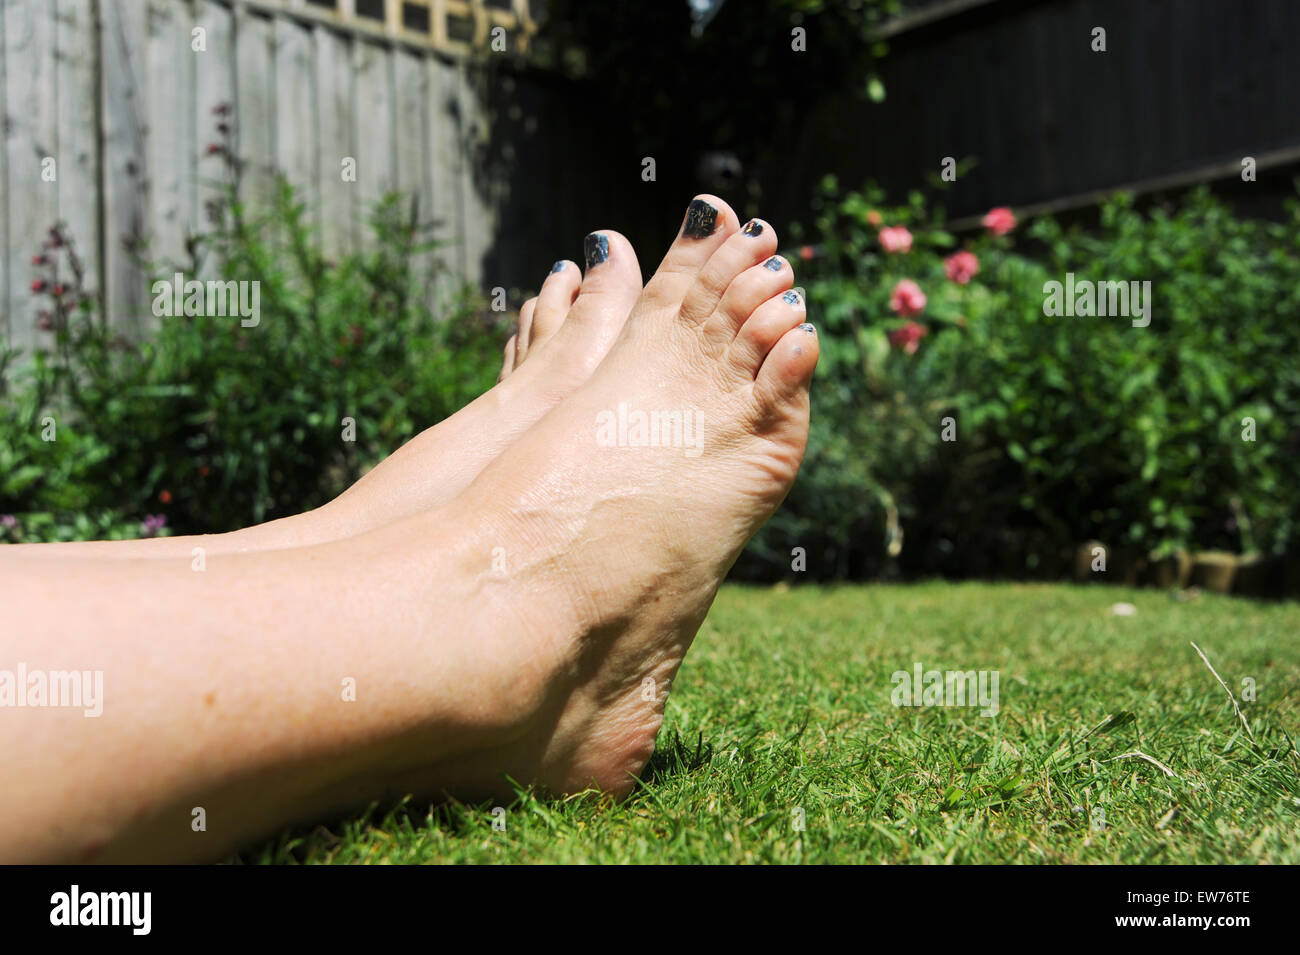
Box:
xmin=820 ymin=0 xmax=1300 ymax=222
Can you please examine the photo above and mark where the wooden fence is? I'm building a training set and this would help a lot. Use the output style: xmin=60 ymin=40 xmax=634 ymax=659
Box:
xmin=0 ymin=0 xmax=510 ymax=355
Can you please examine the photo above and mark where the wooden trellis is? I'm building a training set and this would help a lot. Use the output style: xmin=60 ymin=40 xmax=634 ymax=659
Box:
xmin=247 ymin=0 xmax=538 ymax=54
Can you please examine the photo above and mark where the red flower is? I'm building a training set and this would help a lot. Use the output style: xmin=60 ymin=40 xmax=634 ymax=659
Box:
xmin=52 ymin=283 xmax=66 ymax=297
xmin=878 ymin=226 xmax=913 ymax=254
xmin=206 ymin=143 xmax=222 ymax=155
xmin=982 ymin=206 xmax=1017 ymax=236
xmin=865 ymin=210 xmax=882 ymax=228
xmin=889 ymin=320 xmax=929 ymax=355
xmin=31 ymin=254 xmax=47 ymax=266
xmin=889 ymin=279 xmax=927 ymax=317
xmin=159 ymin=489 xmax=173 ymax=504
xmin=197 ymin=465 xmax=211 ymax=478
xmin=799 ymin=245 xmax=816 ymax=261
xmin=944 ymin=250 xmax=980 ymax=285
xmin=30 ymin=279 xmax=46 ymax=293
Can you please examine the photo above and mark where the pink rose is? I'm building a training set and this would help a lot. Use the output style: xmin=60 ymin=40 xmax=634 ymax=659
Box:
xmin=889 ymin=279 xmax=927 ymax=317
xmin=878 ymin=225 xmax=913 ymax=254
xmin=982 ymin=206 xmax=1017 ymax=236
xmin=888 ymin=321 xmax=928 ymax=355
xmin=944 ymin=250 xmax=979 ymax=284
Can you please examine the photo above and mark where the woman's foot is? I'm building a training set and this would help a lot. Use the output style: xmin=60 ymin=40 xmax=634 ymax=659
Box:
xmin=316 ymin=230 xmax=642 ymax=539
xmin=379 ymin=196 xmax=818 ymax=799
xmin=9 ymin=232 xmax=642 ymax=561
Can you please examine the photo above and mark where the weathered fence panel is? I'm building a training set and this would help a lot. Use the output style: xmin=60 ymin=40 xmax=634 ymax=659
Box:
xmin=1 ymin=0 xmax=506 ymax=353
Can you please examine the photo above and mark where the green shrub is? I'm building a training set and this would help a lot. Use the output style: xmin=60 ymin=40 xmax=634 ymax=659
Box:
xmin=740 ymin=180 xmax=1300 ymax=580
xmin=2 ymin=153 xmax=503 ymax=540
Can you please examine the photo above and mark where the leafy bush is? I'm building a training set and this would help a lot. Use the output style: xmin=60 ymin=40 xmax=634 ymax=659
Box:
xmin=1 ymin=118 xmax=503 ymax=541
xmin=739 ymin=180 xmax=1300 ymax=580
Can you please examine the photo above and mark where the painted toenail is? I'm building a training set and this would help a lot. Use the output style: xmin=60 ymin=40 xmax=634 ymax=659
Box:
xmin=682 ymin=199 xmax=719 ymax=239
xmin=783 ymin=290 xmax=802 ymax=306
xmin=799 ymin=322 xmax=816 ymax=334
xmin=549 ymin=260 xmax=567 ymax=274
xmin=742 ymin=219 xmax=764 ymax=237
xmin=763 ymin=256 xmax=783 ymax=271
xmin=584 ymin=233 xmax=610 ymax=269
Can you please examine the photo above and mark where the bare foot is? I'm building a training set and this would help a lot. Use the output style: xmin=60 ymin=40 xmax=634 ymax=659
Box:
xmin=381 ymin=196 xmax=818 ymax=799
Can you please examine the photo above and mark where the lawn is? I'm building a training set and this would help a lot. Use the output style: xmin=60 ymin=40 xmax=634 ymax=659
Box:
xmin=240 ymin=582 xmax=1300 ymax=864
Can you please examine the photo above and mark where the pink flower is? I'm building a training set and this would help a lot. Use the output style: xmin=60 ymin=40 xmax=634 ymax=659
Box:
xmin=141 ymin=514 xmax=167 ymax=537
xmin=944 ymin=250 xmax=980 ymax=285
xmin=889 ymin=279 xmax=927 ymax=317
xmin=799 ymin=245 xmax=816 ymax=261
xmin=889 ymin=321 xmax=928 ymax=355
xmin=878 ymin=226 xmax=913 ymax=254
xmin=982 ymin=206 xmax=1017 ymax=236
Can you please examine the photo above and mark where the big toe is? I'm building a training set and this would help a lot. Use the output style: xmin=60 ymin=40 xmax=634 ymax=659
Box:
xmin=533 ymin=230 xmax=642 ymax=361
xmin=638 ymin=195 xmax=741 ymax=310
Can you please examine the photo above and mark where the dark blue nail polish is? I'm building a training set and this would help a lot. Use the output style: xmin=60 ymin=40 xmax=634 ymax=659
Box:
xmin=764 ymin=256 xmax=783 ymax=271
xmin=584 ymin=233 xmax=609 ymax=269
xmin=799 ymin=322 xmax=816 ymax=334
xmin=682 ymin=199 xmax=719 ymax=239
xmin=742 ymin=219 xmax=764 ymax=237
xmin=783 ymin=290 xmax=802 ymax=306
xmin=549 ymin=260 xmax=567 ymax=275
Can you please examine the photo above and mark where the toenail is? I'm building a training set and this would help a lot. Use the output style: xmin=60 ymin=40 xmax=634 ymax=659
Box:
xmin=682 ymin=199 xmax=719 ymax=239
xmin=799 ymin=322 xmax=816 ymax=334
xmin=763 ymin=256 xmax=783 ymax=271
xmin=549 ymin=260 xmax=568 ymax=275
xmin=783 ymin=290 xmax=802 ymax=306
xmin=742 ymin=219 xmax=764 ymax=237
xmin=584 ymin=233 xmax=610 ymax=269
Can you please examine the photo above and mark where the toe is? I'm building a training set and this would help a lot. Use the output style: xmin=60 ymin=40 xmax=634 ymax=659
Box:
xmin=498 ymin=334 xmax=517 ymax=382
xmin=514 ymin=298 xmax=537 ymax=368
xmin=728 ymin=288 xmax=807 ymax=378
xmin=530 ymin=261 xmax=582 ymax=348
xmin=713 ymin=252 xmax=793 ymax=336
xmin=641 ymin=195 xmax=740 ymax=306
xmin=566 ymin=230 xmax=642 ymax=334
xmin=754 ymin=320 xmax=819 ymax=416
xmin=681 ymin=218 xmax=779 ymax=326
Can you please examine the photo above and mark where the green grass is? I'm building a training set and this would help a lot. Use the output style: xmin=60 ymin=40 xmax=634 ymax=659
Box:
xmin=240 ymin=582 xmax=1300 ymax=864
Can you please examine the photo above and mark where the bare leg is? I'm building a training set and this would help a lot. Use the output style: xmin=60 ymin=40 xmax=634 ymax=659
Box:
xmin=0 ymin=510 xmax=531 ymax=863
xmin=0 ymin=196 xmax=817 ymax=864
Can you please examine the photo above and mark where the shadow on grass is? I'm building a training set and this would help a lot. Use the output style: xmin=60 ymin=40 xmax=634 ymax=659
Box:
xmin=640 ymin=729 xmax=715 ymax=786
